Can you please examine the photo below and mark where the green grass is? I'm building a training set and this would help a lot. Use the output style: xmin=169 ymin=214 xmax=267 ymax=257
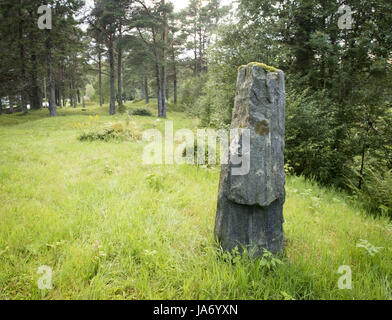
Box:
xmin=0 ymin=103 xmax=391 ymax=300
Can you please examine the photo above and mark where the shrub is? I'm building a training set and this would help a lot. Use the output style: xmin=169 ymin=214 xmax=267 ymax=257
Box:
xmin=79 ymin=129 xmax=120 ymax=142
xmin=132 ymin=109 xmax=153 ymax=117
xmin=348 ymin=168 xmax=392 ymax=217
xmin=145 ymin=174 xmax=165 ymax=191
xmin=179 ymin=75 xmax=207 ymax=117
xmin=285 ymin=88 xmax=341 ymax=185
xmin=78 ymin=121 xmax=141 ymax=142
xmin=118 ymin=105 xmax=128 ymax=114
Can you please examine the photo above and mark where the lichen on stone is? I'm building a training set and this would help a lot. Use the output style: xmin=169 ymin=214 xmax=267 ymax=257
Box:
xmin=238 ymin=62 xmax=278 ymax=73
xmin=238 ymin=65 xmax=246 ymax=71
xmin=255 ymin=120 xmax=270 ymax=136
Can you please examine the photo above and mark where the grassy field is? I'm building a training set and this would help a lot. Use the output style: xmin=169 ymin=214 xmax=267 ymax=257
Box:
xmin=0 ymin=102 xmax=391 ymax=300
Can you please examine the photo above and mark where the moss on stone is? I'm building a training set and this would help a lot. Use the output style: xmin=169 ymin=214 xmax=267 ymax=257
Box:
xmin=238 ymin=65 xmax=246 ymax=71
xmin=238 ymin=62 xmax=278 ymax=73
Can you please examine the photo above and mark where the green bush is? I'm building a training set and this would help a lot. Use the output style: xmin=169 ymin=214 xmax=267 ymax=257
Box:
xmin=145 ymin=174 xmax=165 ymax=191
xmin=118 ymin=104 xmax=128 ymax=114
xmin=132 ymin=108 xmax=153 ymax=117
xmin=78 ymin=121 xmax=141 ymax=142
xmin=285 ymin=88 xmax=342 ymax=185
xmin=179 ymin=75 xmax=207 ymax=117
xmin=79 ymin=128 xmax=122 ymax=142
xmin=195 ymin=65 xmax=236 ymax=128
xmin=348 ymin=168 xmax=392 ymax=217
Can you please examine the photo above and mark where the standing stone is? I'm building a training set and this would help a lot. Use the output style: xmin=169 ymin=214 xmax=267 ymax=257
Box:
xmin=214 ymin=62 xmax=286 ymax=256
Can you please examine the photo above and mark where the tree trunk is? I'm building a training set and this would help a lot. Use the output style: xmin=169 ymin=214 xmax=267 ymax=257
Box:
xmin=74 ymin=92 xmax=77 ymax=108
xmin=44 ymin=77 xmax=47 ymax=107
xmin=117 ymin=24 xmax=123 ymax=107
xmin=166 ymin=80 xmax=169 ymax=101
xmin=46 ymin=31 xmax=56 ymax=117
xmin=161 ymin=0 xmax=168 ymax=118
xmin=55 ymin=86 xmax=60 ymax=107
xmin=60 ymin=66 xmax=64 ymax=108
xmin=156 ymin=63 xmax=162 ymax=117
xmin=172 ymin=45 xmax=177 ymax=104
xmin=30 ymin=52 xmax=41 ymax=110
xmin=98 ymin=49 xmax=103 ymax=107
xmin=9 ymin=96 xmax=14 ymax=114
xmin=108 ymin=38 xmax=116 ymax=115
xmin=144 ymin=76 xmax=149 ymax=104
xmin=59 ymin=88 xmax=63 ymax=108
xmin=160 ymin=65 xmax=167 ymax=117
xmin=198 ymin=28 xmax=203 ymax=73
xmin=194 ymin=29 xmax=198 ymax=76
xmin=38 ymin=88 xmax=42 ymax=109
xmin=18 ymin=2 xmax=28 ymax=115
xmin=140 ymin=79 xmax=144 ymax=99
xmin=28 ymin=7 xmax=40 ymax=110
xmin=82 ymin=91 xmax=85 ymax=109
xmin=358 ymin=145 xmax=366 ymax=190
xmin=161 ymin=69 xmax=167 ymax=119
xmin=0 ymin=98 xmax=2 ymax=115
xmin=77 ymin=89 xmax=81 ymax=104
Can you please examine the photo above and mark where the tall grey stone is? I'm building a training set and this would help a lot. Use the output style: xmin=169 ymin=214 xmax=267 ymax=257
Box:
xmin=214 ymin=63 xmax=286 ymax=256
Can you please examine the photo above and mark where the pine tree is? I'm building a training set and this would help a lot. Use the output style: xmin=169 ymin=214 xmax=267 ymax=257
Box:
xmin=131 ymin=0 xmax=173 ymax=117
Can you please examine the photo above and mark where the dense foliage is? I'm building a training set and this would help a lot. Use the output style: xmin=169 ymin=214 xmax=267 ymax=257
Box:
xmin=197 ymin=0 xmax=392 ymax=215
